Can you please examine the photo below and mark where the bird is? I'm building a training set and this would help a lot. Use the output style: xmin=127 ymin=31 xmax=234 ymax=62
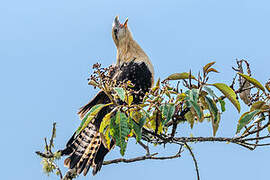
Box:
xmin=61 ymin=16 xmax=154 ymax=177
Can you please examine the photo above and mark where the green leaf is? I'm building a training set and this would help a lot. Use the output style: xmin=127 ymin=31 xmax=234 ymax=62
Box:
xmin=165 ymin=72 xmax=196 ymax=81
xmin=218 ymin=99 xmax=226 ymax=112
xmin=149 ymin=110 xmax=163 ymax=134
xmin=204 ymin=86 xmax=218 ymax=99
xmin=205 ymin=96 xmax=219 ymax=123
xmin=132 ymin=120 xmax=142 ymax=142
xmin=110 ymin=110 xmax=130 ymax=156
xmin=99 ymin=112 xmax=112 ymax=133
xmin=139 ymin=115 xmax=147 ymax=127
xmin=176 ymin=93 xmax=186 ymax=102
xmin=126 ymin=94 xmax=133 ymax=106
xmin=76 ymin=104 xmax=106 ymax=134
xmin=203 ymin=61 xmax=216 ymax=73
xmin=104 ymin=127 xmax=112 ymax=149
xmin=131 ymin=115 xmax=146 ymax=142
xmin=250 ymin=101 xmax=266 ymax=112
xmin=189 ymin=100 xmax=202 ymax=120
xmin=155 ymin=78 xmax=160 ymax=87
xmin=88 ymin=80 xmax=98 ymax=87
xmin=189 ymin=89 xmax=199 ymax=102
xmin=109 ymin=115 xmax=116 ymax=135
xmin=161 ymin=103 xmax=176 ymax=125
xmin=114 ymin=87 xmax=126 ymax=101
xmin=236 ymin=110 xmax=260 ymax=134
xmin=211 ymin=83 xmax=240 ymax=113
xmin=238 ymin=73 xmax=265 ymax=91
xmin=185 ymin=110 xmax=195 ymax=129
xmin=165 ymin=89 xmax=171 ymax=98
xmin=212 ymin=112 xmax=221 ymax=136
xmin=204 ymin=96 xmax=221 ymax=136
xmin=185 ymin=89 xmax=202 ymax=121
xmin=141 ymin=109 xmax=152 ymax=125
xmin=206 ymin=68 xmax=219 ymax=74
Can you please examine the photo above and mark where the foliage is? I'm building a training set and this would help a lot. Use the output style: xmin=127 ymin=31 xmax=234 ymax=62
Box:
xmin=84 ymin=60 xmax=270 ymax=155
xmin=36 ymin=60 xmax=270 ymax=180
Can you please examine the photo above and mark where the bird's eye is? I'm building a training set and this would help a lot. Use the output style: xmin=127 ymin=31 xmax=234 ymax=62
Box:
xmin=114 ymin=29 xmax=118 ymax=34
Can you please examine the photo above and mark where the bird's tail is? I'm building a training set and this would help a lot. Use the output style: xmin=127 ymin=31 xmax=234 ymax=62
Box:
xmin=61 ymin=90 xmax=112 ymax=176
xmin=62 ymin=123 xmax=103 ymax=176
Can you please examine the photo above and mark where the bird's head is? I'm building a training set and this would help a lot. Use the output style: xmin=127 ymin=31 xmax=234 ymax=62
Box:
xmin=112 ymin=16 xmax=131 ymax=47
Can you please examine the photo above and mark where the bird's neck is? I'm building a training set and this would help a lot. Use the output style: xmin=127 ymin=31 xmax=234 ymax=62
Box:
xmin=115 ymin=33 xmax=155 ymax=86
xmin=116 ymin=37 xmax=147 ymax=66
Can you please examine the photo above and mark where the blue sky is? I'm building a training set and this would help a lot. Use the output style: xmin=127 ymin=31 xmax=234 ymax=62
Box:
xmin=1 ymin=0 xmax=270 ymax=179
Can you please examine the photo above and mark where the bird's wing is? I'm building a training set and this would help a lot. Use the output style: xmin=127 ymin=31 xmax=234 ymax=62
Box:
xmin=62 ymin=60 xmax=153 ymax=176
xmin=116 ymin=60 xmax=153 ymax=102
xmin=78 ymin=91 xmax=110 ymax=119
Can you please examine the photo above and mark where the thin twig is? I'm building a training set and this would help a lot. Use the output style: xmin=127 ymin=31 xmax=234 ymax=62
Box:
xmin=49 ymin=122 xmax=57 ymax=153
xmin=137 ymin=140 xmax=150 ymax=155
xmin=35 ymin=151 xmax=54 ymax=158
xmin=245 ymin=143 xmax=270 ymax=147
xmin=234 ymin=142 xmax=254 ymax=150
xmin=62 ymin=169 xmax=77 ymax=180
xmin=235 ymin=86 xmax=255 ymax=93
xmin=51 ymin=161 xmax=63 ymax=179
xmin=239 ymin=120 xmax=270 ymax=138
xmin=243 ymin=135 xmax=270 ymax=141
xmin=184 ymin=142 xmax=200 ymax=180
xmin=45 ymin=138 xmax=49 ymax=152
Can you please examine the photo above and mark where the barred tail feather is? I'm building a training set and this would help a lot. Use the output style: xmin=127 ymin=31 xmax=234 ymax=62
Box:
xmin=62 ymin=122 xmax=107 ymax=176
xmin=92 ymin=143 xmax=109 ymax=175
xmin=83 ymin=143 xmax=100 ymax=176
xmin=62 ymin=90 xmax=113 ymax=176
xmin=64 ymin=158 xmax=71 ymax=167
xmin=76 ymin=132 xmax=101 ymax=174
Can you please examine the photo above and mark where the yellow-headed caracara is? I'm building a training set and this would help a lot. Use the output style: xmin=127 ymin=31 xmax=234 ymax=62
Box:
xmin=61 ymin=16 xmax=154 ymax=176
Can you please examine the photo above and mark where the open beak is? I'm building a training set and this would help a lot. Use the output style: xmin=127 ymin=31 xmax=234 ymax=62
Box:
xmin=114 ymin=16 xmax=121 ymax=28
xmin=123 ymin=18 xmax=128 ymax=28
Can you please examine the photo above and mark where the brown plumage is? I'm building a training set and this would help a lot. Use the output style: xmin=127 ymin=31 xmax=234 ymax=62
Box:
xmin=61 ymin=16 xmax=154 ymax=176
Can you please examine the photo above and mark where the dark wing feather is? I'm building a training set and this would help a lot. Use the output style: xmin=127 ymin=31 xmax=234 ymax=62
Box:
xmin=116 ymin=61 xmax=153 ymax=103
xmin=78 ymin=91 xmax=110 ymax=119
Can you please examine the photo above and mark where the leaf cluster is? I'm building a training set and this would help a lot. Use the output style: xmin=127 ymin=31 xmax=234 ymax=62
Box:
xmin=77 ymin=61 xmax=270 ymax=156
xmin=36 ymin=123 xmax=64 ymax=178
xmin=36 ymin=60 xmax=270 ymax=180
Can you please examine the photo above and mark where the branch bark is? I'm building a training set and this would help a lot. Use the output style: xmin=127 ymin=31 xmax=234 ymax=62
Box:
xmin=103 ymin=152 xmax=181 ymax=165
xmin=184 ymin=143 xmax=200 ymax=180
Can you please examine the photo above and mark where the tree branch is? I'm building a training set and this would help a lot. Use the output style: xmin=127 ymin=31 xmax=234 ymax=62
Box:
xmin=35 ymin=151 xmax=54 ymax=158
xmin=62 ymin=169 xmax=77 ymax=180
xmin=137 ymin=140 xmax=150 ymax=155
xmin=184 ymin=143 xmax=200 ymax=180
xmin=36 ymin=60 xmax=270 ymax=180
xmin=103 ymin=151 xmax=181 ymax=165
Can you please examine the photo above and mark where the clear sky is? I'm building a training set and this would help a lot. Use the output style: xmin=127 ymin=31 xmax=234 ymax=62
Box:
xmin=1 ymin=0 xmax=270 ymax=180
